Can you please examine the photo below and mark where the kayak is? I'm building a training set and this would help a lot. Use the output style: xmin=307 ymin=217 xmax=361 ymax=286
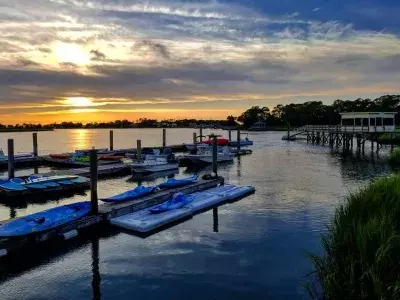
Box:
xmin=202 ymin=138 xmax=229 ymax=146
xmin=98 ymin=155 xmax=124 ymax=161
xmin=0 ymin=179 xmax=27 ymax=191
xmin=0 ymin=202 xmax=91 ymax=237
xmin=49 ymin=154 xmax=72 ymax=159
xmin=158 ymin=175 xmax=199 ymax=189
xmin=100 ymin=185 xmax=157 ymax=203
xmin=149 ymin=193 xmax=193 ymax=214
xmin=73 ymin=156 xmax=90 ymax=163
xmin=229 ymin=139 xmax=254 ymax=147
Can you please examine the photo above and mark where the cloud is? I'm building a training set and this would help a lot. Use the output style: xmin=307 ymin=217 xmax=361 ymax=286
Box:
xmin=15 ymin=58 xmax=40 ymax=67
xmin=133 ymin=40 xmax=171 ymax=59
xmin=59 ymin=62 xmax=78 ymax=69
xmin=89 ymin=49 xmax=106 ymax=60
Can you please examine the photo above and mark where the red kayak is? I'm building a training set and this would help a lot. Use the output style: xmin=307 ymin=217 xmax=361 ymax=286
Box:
xmin=202 ymin=138 xmax=229 ymax=146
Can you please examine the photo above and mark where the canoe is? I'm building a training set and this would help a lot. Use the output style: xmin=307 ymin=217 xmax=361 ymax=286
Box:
xmin=100 ymin=185 xmax=157 ymax=203
xmin=149 ymin=193 xmax=193 ymax=214
xmin=0 ymin=202 xmax=91 ymax=237
xmin=49 ymin=154 xmax=72 ymax=159
xmin=158 ymin=175 xmax=199 ymax=189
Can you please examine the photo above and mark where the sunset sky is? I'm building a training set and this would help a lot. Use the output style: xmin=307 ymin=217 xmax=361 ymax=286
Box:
xmin=1 ymin=0 xmax=400 ymax=124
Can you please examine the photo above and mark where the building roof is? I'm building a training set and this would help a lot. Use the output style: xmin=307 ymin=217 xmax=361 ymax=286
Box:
xmin=340 ymin=112 xmax=397 ymax=119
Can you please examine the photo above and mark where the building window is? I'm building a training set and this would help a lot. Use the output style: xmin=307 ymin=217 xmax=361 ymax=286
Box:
xmin=363 ymin=118 xmax=369 ymax=126
xmin=370 ymin=118 xmax=376 ymax=126
xmin=355 ymin=118 xmax=361 ymax=126
xmin=376 ymin=118 xmax=382 ymax=126
xmin=342 ymin=119 xmax=354 ymax=126
xmin=383 ymin=118 xmax=394 ymax=126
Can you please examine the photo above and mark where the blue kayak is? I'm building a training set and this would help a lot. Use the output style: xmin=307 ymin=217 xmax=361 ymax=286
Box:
xmin=0 ymin=202 xmax=91 ymax=237
xmin=149 ymin=193 xmax=193 ymax=214
xmin=0 ymin=179 xmax=27 ymax=191
xmin=100 ymin=185 xmax=157 ymax=203
xmin=158 ymin=175 xmax=199 ymax=189
xmin=229 ymin=139 xmax=254 ymax=147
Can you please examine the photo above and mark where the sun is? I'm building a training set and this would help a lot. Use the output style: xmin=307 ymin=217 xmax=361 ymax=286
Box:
xmin=53 ymin=43 xmax=90 ymax=65
xmin=64 ymin=97 xmax=93 ymax=107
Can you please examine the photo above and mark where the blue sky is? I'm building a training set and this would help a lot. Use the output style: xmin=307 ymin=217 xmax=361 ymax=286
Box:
xmin=0 ymin=0 xmax=399 ymax=123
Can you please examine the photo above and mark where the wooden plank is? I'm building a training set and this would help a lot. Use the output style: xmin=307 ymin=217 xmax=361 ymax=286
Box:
xmin=99 ymin=178 xmax=223 ymax=220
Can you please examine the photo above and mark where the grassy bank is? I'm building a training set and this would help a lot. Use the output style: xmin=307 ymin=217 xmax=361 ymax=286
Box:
xmin=389 ymin=148 xmax=400 ymax=164
xmin=307 ymin=175 xmax=400 ymax=299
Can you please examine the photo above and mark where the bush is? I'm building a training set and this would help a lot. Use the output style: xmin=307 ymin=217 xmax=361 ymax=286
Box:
xmin=307 ymin=175 xmax=400 ymax=299
xmin=389 ymin=148 xmax=400 ymax=164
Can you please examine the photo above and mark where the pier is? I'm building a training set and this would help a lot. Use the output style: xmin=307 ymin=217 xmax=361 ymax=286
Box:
xmin=284 ymin=112 xmax=398 ymax=152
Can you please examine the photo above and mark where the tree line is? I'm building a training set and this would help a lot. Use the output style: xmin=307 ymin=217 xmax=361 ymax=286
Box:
xmin=237 ymin=95 xmax=400 ymax=129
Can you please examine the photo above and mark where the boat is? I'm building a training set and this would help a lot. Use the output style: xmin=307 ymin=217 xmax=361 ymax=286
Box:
xmin=0 ymin=179 xmax=27 ymax=192
xmin=98 ymin=155 xmax=124 ymax=161
xmin=158 ymin=175 xmax=199 ymax=189
xmin=202 ymin=138 xmax=229 ymax=146
xmin=72 ymin=155 xmax=90 ymax=163
xmin=100 ymin=185 xmax=157 ymax=203
xmin=228 ymin=134 xmax=253 ymax=147
xmin=149 ymin=193 xmax=193 ymax=214
xmin=49 ymin=154 xmax=72 ymax=159
xmin=129 ymin=156 xmax=179 ymax=174
xmin=0 ymin=202 xmax=91 ymax=237
xmin=0 ymin=149 xmax=33 ymax=161
xmin=75 ymin=148 xmax=109 ymax=154
xmin=178 ymin=145 xmax=234 ymax=165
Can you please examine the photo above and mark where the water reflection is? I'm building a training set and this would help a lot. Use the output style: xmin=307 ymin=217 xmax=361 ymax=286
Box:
xmin=91 ymin=237 xmax=102 ymax=300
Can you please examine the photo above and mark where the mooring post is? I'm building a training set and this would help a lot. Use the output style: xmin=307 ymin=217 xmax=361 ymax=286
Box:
xmin=32 ymin=133 xmax=38 ymax=157
xmin=193 ymin=132 xmax=197 ymax=147
xmin=199 ymin=128 xmax=203 ymax=142
xmin=7 ymin=139 xmax=15 ymax=179
xmin=162 ymin=128 xmax=166 ymax=147
xmin=287 ymin=122 xmax=290 ymax=139
xmin=391 ymin=134 xmax=394 ymax=152
xmin=89 ymin=149 xmax=98 ymax=214
xmin=212 ymin=136 xmax=218 ymax=176
xmin=109 ymin=130 xmax=114 ymax=151
xmin=237 ymin=128 xmax=241 ymax=151
xmin=137 ymin=139 xmax=142 ymax=161
xmin=228 ymin=129 xmax=232 ymax=142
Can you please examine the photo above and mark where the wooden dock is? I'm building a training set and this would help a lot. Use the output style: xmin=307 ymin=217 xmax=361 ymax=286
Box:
xmin=0 ymin=157 xmax=42 ymax=169
xmin=43 ymin=163 xmax=130 ymax=178
xmin=0 ymin=178 xmax=223 ymax=256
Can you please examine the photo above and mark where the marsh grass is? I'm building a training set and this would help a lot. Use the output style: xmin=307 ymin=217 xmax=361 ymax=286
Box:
xmin=306 ymin=175 xmax=400 ymax=299
xmin=389 ymin=148 xmax=400 ymax=164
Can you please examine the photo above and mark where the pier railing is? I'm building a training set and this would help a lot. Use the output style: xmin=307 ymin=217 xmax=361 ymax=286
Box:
xmin=294 ymin=125 xmax=395 ymax=133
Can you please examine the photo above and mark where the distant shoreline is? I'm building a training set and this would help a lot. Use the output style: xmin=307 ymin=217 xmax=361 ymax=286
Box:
xmin=0 ymin=128 xmax=54 ymax=133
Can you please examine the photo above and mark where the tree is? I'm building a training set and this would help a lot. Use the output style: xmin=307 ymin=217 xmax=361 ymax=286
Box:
xmin=237 ymin=106 xmax=270 ymax=129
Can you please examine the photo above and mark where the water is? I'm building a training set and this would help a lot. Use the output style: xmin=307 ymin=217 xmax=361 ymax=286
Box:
xmin=0 ymin=129 xmax=394 ymax=299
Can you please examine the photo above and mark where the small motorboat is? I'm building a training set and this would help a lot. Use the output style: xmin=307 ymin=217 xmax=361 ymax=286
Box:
xmin=0 ymin=149 xmax=33 ymax=161
xmin=0 ymin=202 xmax=91 ymax=237
xmin=228 ymin=134 xmax=253 ymax=147
xmin=126 ymin=149 xmax=178 ymax=174
xmin=178 ymin=145 xmax=234 ymax=165
xmin=158 ymin=175 xmax=199 ymax=189
xmin=149 ymin=193 xmax=193 ymax=214
xmin=0 ymin=178 xmax=27 ymax=192
xmin=100 ymin=185 xmax=157 ymax=203
xmin=11 ymin=178 xmax=55 ymax=190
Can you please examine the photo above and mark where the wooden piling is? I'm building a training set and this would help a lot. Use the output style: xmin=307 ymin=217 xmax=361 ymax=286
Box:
xmin=193 ymin=132 xmax=197 ymax=146
xmin=7 ymin=139 xmax=15 ymax=179
xmin=199 ymin=128 xmax=203 ymax=142
xmin=89 ymin=149 xmax=98 ymax=214
xmin=237 ymin=129 xmax=241 ymax=151
xmin=212 ymin=136 xmax=218 ymax=176
xmin=162 ymin=129 xmax=166 ymax=147
xmin=32 ymin=133 xmax=38 ymax=157
xmin=287 ymin=122 xmax=290 ymax=139
xmin=228 ymin=129 xmax=232 ymax=142
xmin=137 ymin=140 xmax=142 ymax=161
xmin=109 ymin=130 xmax=114 ymax=151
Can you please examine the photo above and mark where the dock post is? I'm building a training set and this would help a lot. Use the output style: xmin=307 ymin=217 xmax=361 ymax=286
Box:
xmin=228 ymin=129 xmax=232 ymax=142
xmin=89 ymin=149 xmax=98 ymax=214
xmin=7 ymin=139 xmax=15 ymax=179
xmin=199 ymin=128 xmax=203 ymax=142
xmin=137 ymin=140 xmax=142 ymax=161
xmin=237 ymin=128 xmax=241 ymax=151
xmin=371 ymin=138 xmax=374 ymax=151
xmin=109 ymin=130 xmax=114 ymax=151
xmin=162 ymin=129 xmax=166 ymax=147
xmin=193 ymin=132 xmax=197 ymax=146
xmin=32 ymin=133 xmax=38 ymax=157
xmin=212 ymin=136 xmax=218 ymax=176
xmin=287 ymin=122 xmax=290 ymax=139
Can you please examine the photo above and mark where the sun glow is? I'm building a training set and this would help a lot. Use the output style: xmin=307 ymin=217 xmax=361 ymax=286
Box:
xmin=53 ymin=43 xmax=90 ymax=65
xmin=64 ymin=97 xmax=93 ymax=107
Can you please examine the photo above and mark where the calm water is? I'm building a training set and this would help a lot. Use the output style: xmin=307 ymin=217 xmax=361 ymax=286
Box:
xmin=0 ymin=129 xmax=394 ymax=299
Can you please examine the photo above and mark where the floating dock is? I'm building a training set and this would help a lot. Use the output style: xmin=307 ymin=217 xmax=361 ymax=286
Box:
xmin=0 ymin=178 xmax=228 ymax=256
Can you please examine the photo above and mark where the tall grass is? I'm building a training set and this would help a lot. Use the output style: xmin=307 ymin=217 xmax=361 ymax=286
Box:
xmin=389 ymin=148 xmax=400 ymax=164
xmin=307 ymin=175 xmax=400 ymax=299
